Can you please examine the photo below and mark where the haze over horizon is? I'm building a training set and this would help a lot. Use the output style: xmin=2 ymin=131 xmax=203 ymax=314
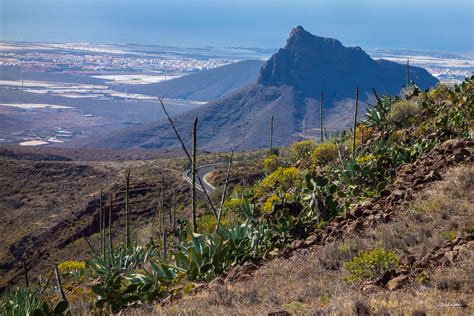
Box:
xmin=1 ymin=0 xmax=473 ymax=53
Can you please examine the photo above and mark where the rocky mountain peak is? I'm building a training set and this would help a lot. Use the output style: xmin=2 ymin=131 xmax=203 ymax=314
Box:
xmin=258 ymin=26 xmax=377 ymax=97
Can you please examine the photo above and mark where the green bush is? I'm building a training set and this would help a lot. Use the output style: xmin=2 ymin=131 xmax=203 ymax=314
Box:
xmin=387 ymin=100 xmax=421 ymax=128
xmin=343 ymin=248 xmax=399 ymax=283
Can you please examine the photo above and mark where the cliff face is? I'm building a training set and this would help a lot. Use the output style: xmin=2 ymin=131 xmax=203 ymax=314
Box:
xmin=259 ymin=26 xmax=437 ymax=100
xmin=80 ymin=26 xmax=439 ymax=151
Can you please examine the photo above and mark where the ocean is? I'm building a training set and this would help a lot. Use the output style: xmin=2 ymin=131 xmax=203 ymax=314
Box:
xmin=1 ymin=0 xmax=473 ymax=52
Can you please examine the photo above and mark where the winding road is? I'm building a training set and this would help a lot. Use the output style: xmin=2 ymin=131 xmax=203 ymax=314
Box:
xmin=183 ymin=164 xmax=222 ymax=194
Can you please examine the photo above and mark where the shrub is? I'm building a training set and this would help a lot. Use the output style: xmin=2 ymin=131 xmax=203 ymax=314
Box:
xmin=196 ymin=213 xmax=218 ymax=234
xmin=196 ymin=212 xmax=238 ymax=234
xmin=58 ymin=260 xmax=86 ymax=275
xmin=282 ymin=301 xmax=311 ymax=314
xmin=310 ymin=142 xmax=339 ymax=167
xmin=224 ymin=197 xmax=243 ymax=210
xmin=441 ymin=230 xmax=457 ymax=240
xmin=354 ymin=124 xmax=374 ymax=146
xmin=343 ymin=248 xmax=399 ymax=283
xmin=263 ymin=195 xmax=281 ymax=213
xmin=255 ymin=167 xmax=302 ymax=198
xmin=263 ymin=155 xmax=281 ymax=174
xmin=387 ymin=100 xmax=421 ymax=128
xmin=289 ymin=140 xmax=316 ymax=165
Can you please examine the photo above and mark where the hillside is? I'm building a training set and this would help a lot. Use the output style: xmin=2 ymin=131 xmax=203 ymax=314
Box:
xmin=1 ymin=74 xmax=471 ymax=315
xmin=81 ymin=26 xmax=438 ymax=151
xmin=122 ymin=60 xmax=264 ymax=101
xmin=158 ymin=162 xmax=473 ymax=315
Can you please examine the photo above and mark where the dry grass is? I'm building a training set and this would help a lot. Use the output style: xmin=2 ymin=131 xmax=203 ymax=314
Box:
xmin=141 ymin=164 xmax=474 ymax=315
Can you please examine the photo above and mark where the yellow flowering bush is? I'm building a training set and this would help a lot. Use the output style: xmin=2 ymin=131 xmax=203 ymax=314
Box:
xmin=263 ymin=195 xmax=281 ymax=213
xmin=263 ymin=155 xmax=281 ymax=174
xmin=58 ymin=261 xmax=86 ymax=275
xmin=356 ymin=154 xmax=379 ymax=164
xmin=256 ymin=167 xmax=302 ymax=198
xmin=311 ymin=142 xmax=339 ymax=167
xmin=289 ymin=140 xmax=316 ymax=164
xmin=224 ymin=197 xmax=243 ymax=211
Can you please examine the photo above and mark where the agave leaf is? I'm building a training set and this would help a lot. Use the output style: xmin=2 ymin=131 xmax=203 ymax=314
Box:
xmin=52 ymin=300 xmax=69 ymax=314
xmin=91 ymin=285 xmax=107 ymax=297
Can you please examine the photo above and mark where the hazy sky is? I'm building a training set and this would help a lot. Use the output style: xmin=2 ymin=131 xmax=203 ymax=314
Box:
xmin=1 ymin=0 xmax=473 ymax=52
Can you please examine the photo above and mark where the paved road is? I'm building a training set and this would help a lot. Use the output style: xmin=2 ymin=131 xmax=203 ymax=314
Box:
xmin=183 ymin=163 xmax=221 ymax=194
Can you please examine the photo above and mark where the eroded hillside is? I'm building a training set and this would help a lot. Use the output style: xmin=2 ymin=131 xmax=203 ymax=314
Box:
xmin=0 ymin=77 xmax=472 ymax=315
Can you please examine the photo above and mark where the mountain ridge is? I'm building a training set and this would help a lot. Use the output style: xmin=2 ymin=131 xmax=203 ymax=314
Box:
xmin=79 ymin=26 xmax=439 ymax=151
xmin=122 ymin=60 xmax=264 ymax=101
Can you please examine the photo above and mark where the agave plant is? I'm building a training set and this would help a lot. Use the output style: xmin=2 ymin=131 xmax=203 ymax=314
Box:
xmin=0 ymin=287 xmax=69 ymax=316
xmin=172 ymin=215 xmax=270 ymax=282
xmin=87 ymin=242 xmax=163 ymax=313
xmin=365 ymin=96 xmax=393 ymax=132
xmin=87 ymin=242 xmax=160 ymax=278
xmin=0 ymin=287 xmax=43 ymax=316
xmin=173 ymin=233 xmax=232 ymax=281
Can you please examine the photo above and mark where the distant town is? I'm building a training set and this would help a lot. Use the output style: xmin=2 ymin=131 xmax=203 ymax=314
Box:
xmin=0 ymin=41 xmax=472 ymax=148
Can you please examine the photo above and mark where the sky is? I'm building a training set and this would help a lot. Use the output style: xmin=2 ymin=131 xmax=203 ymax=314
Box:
xmin=1 ymin=0 xmax=473 ymax=52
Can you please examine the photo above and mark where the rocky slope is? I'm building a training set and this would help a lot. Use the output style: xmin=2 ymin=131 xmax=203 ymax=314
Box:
xmin=153 ymin=139 xmax=473 ymax=315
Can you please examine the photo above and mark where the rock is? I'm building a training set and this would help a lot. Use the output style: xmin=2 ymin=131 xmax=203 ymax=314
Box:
xmin=378 ymin=270 xmax=398 ymax=285
xmin=391 ymin=189 xmax=405 ymax=201
xmin=361 ymin=281 xmax=378 ymax=293
xmin=414 ymin=177 xmax=424 ymax=186
xmin=423 ymin=170 xmax=442 ymax=182
xmin=381 ymin=213 xmax=391 ymax=222
xmin=453 ymin=148 xmax=470 ymax=162
xmin=188 ymin=283 xmax=207 ymax=295
xmin=445 ymin=251 xmax=457 ymax=264
xmin=290 ymin=239 xmax=304 ymax=250
xmin=467 ymin=240 xmax=474 ymax=250
xmin=160 ymin=293 xmax=182 ymax=306
xmin=387 ymin=274 xmax=408 ymax=290
xmin=350 ymin=207 xmax=364 ymax=218
xmin=208 ymin=276 xmax=225 ymax=289
xmin=442 ymin=139 xmax=464 ymax=151
xmin=268 ymin=311 xmax=291 ymax=316
xmin=453 ymin=245 xmax=466 ymax=252
xmin=400 ymin=255 xmax=416 ymax=266
xmin=305 ymin=235 xmax=318 ymax=246
xmin=268 ymin=249 xmax=280 ymax=258
xmin=226 ymin=262 xmax=257 ymax=283
xmin=348 ymin=221 xmax=364 ymax=232
xmin=361 ymin=200 xmax=373 ymax=209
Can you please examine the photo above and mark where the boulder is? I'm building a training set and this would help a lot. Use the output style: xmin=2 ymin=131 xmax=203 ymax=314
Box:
xmin=387 ymin=274 xmax=408 ymax=290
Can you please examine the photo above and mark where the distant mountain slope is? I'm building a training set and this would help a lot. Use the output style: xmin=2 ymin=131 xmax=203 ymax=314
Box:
xmin=123 ymin=60 xmax=264 ymax=101
xmin=81 ymin=26 xmax=438 ymax=151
